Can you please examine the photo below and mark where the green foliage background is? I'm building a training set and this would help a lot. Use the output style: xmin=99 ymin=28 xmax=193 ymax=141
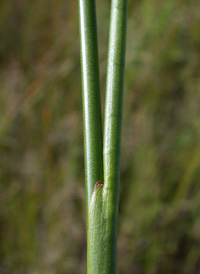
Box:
xmin=0 ymin=0 xmax=200 ymax=273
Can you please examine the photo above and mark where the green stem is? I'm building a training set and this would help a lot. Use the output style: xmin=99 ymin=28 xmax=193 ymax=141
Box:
xmin=80 ymin=0 xmax=127 ymax=273
xmin=87 ymin=181 xmax=104 ymax=273
xmin=103 ymin=0 xmax=128 ymax=272
xmin=79 ymin=0 xmax=103 ymax=223
xmin=87 ymin=0 xmax=127 ymax=273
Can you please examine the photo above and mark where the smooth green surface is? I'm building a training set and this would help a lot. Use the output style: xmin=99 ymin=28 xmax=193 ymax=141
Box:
xmin=87 ymin=0 xmax=128 ymax=273
xmin=102 ymin=0 xmax=128 ymax=272
xmin=87 ymin=182 xmax=104 ymax=274
xmin=79 ymin=0 xmax=103 ymax=222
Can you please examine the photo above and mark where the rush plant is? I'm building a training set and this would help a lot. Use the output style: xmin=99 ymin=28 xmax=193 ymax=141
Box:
xmin=79 ymin=0 xmax=127 ymax=273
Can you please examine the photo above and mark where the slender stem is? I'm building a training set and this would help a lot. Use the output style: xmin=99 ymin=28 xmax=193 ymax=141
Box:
xmin=103 ymin=0 xmax=128 ymax=272
xmin=87 ymin=182 xmax=104 ymax=273
xmin=80 ymin=0 xmax=127 ymax=273
xmin=79 ymin=0 xmax=103 ymax=223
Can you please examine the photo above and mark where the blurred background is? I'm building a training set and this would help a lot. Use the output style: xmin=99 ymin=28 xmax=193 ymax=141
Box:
xmin=0 ymin=0 xmax=200 ymax=273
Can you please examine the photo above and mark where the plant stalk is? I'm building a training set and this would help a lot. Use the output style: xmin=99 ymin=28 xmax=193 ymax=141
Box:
xmin=79 ymin=0 xmax=103 ymax=223
xmin=87 ymin=0 xmax=128 ymax=273
xmin=79 ymin=0 xmax=127 ymax=273
xmin=103 ymin=0 xmax=128 ymax=272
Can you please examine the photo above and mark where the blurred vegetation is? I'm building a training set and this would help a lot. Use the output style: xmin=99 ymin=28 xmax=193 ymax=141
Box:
xmin=0 ymin=0 xmax=200 ymax=273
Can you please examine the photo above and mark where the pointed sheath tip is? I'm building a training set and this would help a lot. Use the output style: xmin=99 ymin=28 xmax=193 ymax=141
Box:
xmin=94 ymin=181 xmax=104 ymax=190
